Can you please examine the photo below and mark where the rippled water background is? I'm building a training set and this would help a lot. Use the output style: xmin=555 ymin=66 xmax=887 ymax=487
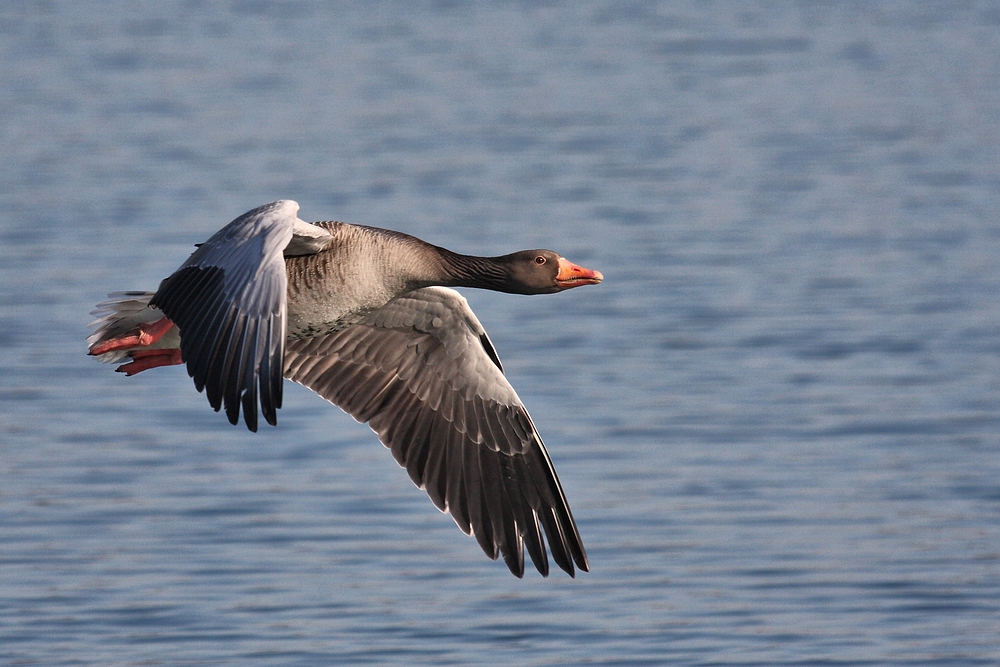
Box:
xmin=2 ymin=2 xmax=1000 ymax=665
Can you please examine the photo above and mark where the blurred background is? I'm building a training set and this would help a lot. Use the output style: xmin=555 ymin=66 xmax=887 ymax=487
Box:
xmin=2 ymin=1 xmax=999 ymax=665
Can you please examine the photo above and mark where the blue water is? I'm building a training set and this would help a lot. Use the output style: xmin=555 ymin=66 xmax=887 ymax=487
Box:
xmin=2 ymin=2 xmax=1000 ymax=665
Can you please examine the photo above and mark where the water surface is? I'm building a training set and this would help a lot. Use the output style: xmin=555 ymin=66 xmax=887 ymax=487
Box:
xmin=2 ymin=2 xmax=999 ymax=665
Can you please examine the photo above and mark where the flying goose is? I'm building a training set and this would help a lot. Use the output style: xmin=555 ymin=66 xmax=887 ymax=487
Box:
xmin=87 ymin=200 xmax=602 ymax=577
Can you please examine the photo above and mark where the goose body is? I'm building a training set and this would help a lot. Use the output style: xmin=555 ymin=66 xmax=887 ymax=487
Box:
xmin=88 ymin=200 xmax=602 ymax=577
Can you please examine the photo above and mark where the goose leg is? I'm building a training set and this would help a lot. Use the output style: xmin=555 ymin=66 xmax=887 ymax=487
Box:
xmin=88 ymin=316 xmax=183 ymax=375
xmin=88 ymin=317 xmax=176 ymax=356
xmin=116 ymin=349 xmax=184 ymax=376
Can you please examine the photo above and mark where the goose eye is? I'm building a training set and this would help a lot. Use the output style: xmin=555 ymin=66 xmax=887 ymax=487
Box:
xmin=534 ymin=256 xmax=546 ymax=265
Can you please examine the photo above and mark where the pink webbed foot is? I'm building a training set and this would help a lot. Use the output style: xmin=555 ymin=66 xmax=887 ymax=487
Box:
xmin=116 ymin=349 xmax=184 ymax=376
xmin=88 ymin=317 xmax=175 ymax=356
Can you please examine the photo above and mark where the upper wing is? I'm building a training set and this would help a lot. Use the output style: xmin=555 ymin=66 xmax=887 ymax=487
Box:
xmin=282 ymin=287 xmax=589 ymax=577
xmin=151 ymin=200 xmax=331 ymax=431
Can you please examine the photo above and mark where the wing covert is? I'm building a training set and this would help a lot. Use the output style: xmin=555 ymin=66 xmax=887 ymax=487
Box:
xmin=283 ymin=286 xmax=589 ymax=577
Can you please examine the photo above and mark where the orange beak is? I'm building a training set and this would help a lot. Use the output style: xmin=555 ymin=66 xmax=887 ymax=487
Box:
xmin=556 ymin=257 xmax=603 ymax=289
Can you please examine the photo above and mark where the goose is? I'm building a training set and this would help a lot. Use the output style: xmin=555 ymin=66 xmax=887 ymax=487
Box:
xmin=87 ymin=200 xmax=602 ymax=578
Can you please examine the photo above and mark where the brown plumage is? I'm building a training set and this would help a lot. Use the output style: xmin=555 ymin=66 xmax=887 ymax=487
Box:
xmin=88 ymin=200 xmax=602 ymax=577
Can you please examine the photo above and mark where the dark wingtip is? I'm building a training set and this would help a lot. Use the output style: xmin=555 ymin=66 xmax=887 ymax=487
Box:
xmin=243 ymin=408 xmax=258 ymax=432
xmin=225 ymin=403 xmax=240 ymax=426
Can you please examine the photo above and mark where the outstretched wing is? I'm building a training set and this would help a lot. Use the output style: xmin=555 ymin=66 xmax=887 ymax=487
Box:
xmin=283 ymin=287 xmax=589 ymax=577
xmin=151 ymin=200 xmax=330 ymax=431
